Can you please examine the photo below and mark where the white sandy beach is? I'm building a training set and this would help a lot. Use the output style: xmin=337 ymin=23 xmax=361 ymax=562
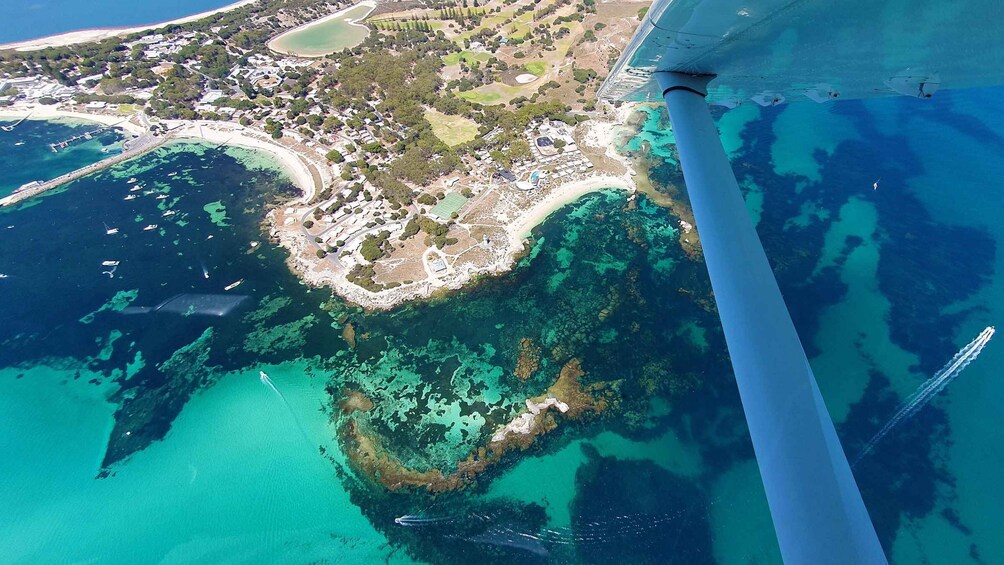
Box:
xmin=0 ymin=0 xmax=260 ymax=52
xmin=266 ymin=1 xmax=376 ymax=56
xmin=507 ymin=174 xmax=635 ymax=241
xmin=0 ymin=105 xmax=147 ymax=135
xmin=166 ymin=121 xmax=321 ymax=198
xmin=0 ymin=105 xmax=321 ymax=199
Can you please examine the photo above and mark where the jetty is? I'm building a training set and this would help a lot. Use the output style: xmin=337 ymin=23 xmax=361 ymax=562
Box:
xmin=0 ymin=133 xmax=165 ymax=207
xmin=49 ymin=123 xmax=120 ymax=152
xmin=0 ymin=112 xmax=31 ymax=132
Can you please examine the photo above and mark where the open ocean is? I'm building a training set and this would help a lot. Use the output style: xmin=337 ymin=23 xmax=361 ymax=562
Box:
xmin=1 ymin=86 xmax=1003 ymax=564
xmin=1 ymin=0 xmax=236 ymax=43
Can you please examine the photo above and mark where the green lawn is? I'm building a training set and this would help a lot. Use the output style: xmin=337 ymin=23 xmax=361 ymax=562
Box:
xmin=524 ymin=61 xmax=546 ymax=76
xmin=457 ymin=90 xmax=504 ymax=105
xmin=430 ymin=192 xmax=469 ymax=219
xmin=424 ymin=108 xmax=480 ymax=146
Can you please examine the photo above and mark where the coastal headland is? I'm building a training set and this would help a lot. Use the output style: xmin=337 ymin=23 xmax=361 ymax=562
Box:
xmin=0 ymin=0 xmax=674 ymax=311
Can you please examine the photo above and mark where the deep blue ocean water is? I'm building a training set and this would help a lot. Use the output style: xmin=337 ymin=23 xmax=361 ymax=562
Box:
xmin=1 ymin=85 xmax=1003 ymax=563
xmin=1 ymin=0 xmax=236 ymax=43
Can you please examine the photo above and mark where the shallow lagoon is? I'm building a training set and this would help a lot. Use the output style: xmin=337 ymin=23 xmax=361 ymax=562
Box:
xmin=268 ymin=3 xmax=373 ymax=57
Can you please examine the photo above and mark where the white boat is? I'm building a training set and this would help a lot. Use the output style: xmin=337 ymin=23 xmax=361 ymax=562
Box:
xmin=101 ymin=261 xmax=119 ymax=267
xmin=259 ymin=370 xmax=268 ymax=383
xmin=162 ymin=210 xmax=176 ymax=217
xmin=0 ymin=273 xmax=8 ymax=279
xmin=130 ymin=186 xmax=141 ymax=192
xmin=14 ymin=141 xmax=24 ymax=146
xmin=103 ymin=223 xmax=119 ymax=235
xmin=224 ymin=279 xmax=244 ymax=291
xmin=168 ymin=172 xmax=178 ymax=177
xmin=143 ymin=224 xmax=158 ymax=231
xmin=155 ymin=194 xmax=168 ymax=200
xmin=127 ymin=177 xmax=138 ymax=183
xmin=124 ymin=195 xmax=138 ymax=201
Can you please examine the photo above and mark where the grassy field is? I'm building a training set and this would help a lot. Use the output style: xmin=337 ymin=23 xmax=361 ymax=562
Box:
xmin=424 ymin=109 xmax=480 ymax=146
xmin=116 ymin=104 xmax=137 ymax=114
xmin=457 ymin=90 xmax=504 ymax=105
xmin=523 ymin=61 xmax=546 ymax=76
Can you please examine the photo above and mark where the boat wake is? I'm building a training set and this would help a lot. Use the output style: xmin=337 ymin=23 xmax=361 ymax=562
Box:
xmin=853 ymin=326 xmax=995 ymax=465
xmin=395 ymin=503 xmax=712 ymax=556
xmin=259 ymin=370 xmax=289 ymax=404
xmin=259 ymin=370 xmax=311 ymax=445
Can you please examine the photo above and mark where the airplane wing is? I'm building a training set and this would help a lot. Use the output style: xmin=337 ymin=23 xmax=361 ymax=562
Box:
xmin=600 ymin=0 xmax=1004 ymax=106
xmin=599 ymin=2 xmax=1004 ymax=563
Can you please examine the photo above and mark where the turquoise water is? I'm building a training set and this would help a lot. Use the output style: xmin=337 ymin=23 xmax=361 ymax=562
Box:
xmin=2 ymin=0 xmax=235 ymax=43
xmin=3 ymin=87 xmax=1004 ymax=563
xmin=718 ymin=91 xmax=1004 ymax=562
xmin=0 ymin=118 xmax=122 ymax=197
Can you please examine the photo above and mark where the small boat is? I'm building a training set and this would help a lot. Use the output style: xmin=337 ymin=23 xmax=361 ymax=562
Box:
xmin=143 ymin=190 xmax=155 ymax=196
xmin=143 ymin=224 xmax=158 ymax=231
xmin=14 ymin=141 xmax=24 ymax=146
xmin=162 ymin=210 xmax=176 ymax=217
xmin=0 ymin=273 xmax=8 ymax=279
xmin=124 ymin=195 xmax=138 ymax=201
xmin=103 ymin=223 xmax=119 ymax=235
xmin=101 ymin=260 xmax=119 ymax=267
xmin=224 ymin=279 xmax=244 ymax=291
xmin=207 ymin=235 xmax=214 ymax=240
xmin=168 ymin=172 xmax=178 ymax=177
xmin=130 ymin=186 xmax=141 ymax=192
xmin=155 ymin=194 xmax=168 ymax=200
xmin=259 ymin=370 xmax=268 ymax=382
xmin=128 ymin=178 xmax=137 ymax=183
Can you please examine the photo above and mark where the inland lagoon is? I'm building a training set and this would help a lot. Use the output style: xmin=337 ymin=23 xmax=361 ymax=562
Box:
xmin=267 ymin=2 xmax=375 ymax=58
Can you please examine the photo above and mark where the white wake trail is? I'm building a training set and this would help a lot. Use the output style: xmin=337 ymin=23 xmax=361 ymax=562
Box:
xmin=854 ymin=326 xmax=994 ymax=465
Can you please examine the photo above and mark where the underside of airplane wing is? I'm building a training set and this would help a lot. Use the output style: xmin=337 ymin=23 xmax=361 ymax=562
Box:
xmin=599 ymin=2 xmax=1004 ymax=563
xmin=600 ymin=0 xmax=1004 ymax=106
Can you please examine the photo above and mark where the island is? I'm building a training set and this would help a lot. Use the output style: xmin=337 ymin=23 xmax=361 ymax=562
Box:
xmin=0 ymin=0 xmax=694 ymax=309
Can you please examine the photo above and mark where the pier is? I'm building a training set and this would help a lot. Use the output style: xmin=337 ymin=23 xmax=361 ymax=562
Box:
xmin=0 ymin=112 xmax=31 ymax=132
xmin=0 ymin=133 xmax=166 ymax=207
xmin=48 ymin=123 xmax=121 ymax=152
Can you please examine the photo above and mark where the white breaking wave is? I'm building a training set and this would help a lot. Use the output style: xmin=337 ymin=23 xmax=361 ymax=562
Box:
xmin=853 ymin=326 xmax=995 ymax=465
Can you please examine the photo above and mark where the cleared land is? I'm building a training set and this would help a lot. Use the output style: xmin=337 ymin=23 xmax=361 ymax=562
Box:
xmin=425 ymin=109 xmax=479 ymax=146
xmin=441 ymin=51 xmax=492 ymax=65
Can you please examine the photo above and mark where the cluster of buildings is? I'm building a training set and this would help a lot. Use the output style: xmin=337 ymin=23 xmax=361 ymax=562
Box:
xmin=123 ymin=33 xmax=196 ymax=60
xmin=0 ymin=77 xmax=77 ymax=104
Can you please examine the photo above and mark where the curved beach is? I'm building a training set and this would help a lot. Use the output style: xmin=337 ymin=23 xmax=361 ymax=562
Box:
xmin=0 ymin=0 xmax=260 ymax=52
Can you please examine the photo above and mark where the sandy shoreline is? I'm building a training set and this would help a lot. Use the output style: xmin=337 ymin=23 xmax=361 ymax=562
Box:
xmin=0 ymin=106 xmax=320 ymax=199
xmin=0 ymin=105 xmax=147 ymax=136
xmin=165 ymin=121 xmax=320 ymax=198
xmin=1 ymin=104 xmax=640 ymax=311
xmin=508 ymin=174 xmax=634 ymax=241
xmin=0 ymin=0 xmax=260 ymax=52
xmin=267 ymin=1 xmax=376 ymax=56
